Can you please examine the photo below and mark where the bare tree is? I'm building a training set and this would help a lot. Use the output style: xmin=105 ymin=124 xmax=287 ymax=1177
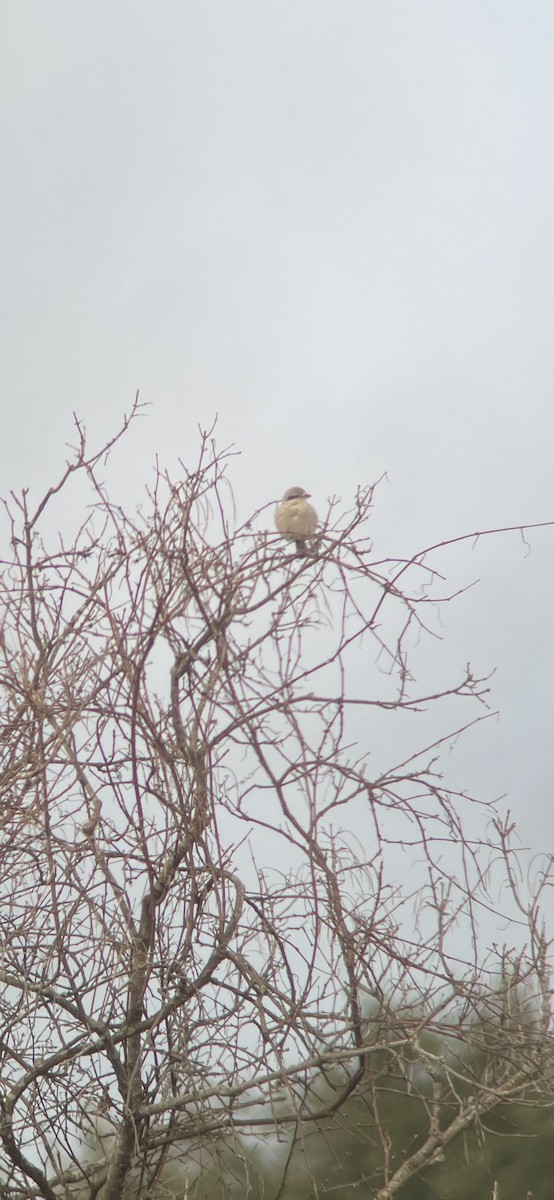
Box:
xmin=0 ymin=404 xmax=552 ymax=1200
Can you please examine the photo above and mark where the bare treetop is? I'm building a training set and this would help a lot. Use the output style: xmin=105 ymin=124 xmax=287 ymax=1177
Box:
xmin=0 ymin=404 xmax=552 ymax=1200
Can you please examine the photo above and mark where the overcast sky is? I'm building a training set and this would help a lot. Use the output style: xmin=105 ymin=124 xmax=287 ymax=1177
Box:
xmin=1 ymin=2 xmax=552 ymax=910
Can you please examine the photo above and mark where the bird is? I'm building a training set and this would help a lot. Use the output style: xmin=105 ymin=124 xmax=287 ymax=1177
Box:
xmin=275 ymin=486 xmax=318 ymax=556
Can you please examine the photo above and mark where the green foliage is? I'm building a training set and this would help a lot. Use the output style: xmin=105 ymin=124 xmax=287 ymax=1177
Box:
xmin=165 ymin=1008 xmax=553 ymax=1200
xmin=180 ymin=1086 xmax=552 ymax=1200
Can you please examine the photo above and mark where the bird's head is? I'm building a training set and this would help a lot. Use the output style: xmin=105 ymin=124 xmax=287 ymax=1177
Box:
xmin=282 ymin=486 xmax=311 ymax=501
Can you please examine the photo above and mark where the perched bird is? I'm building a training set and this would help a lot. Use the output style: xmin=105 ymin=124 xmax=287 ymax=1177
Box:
xmin=275 ymin=486 xmax=318 ymax=556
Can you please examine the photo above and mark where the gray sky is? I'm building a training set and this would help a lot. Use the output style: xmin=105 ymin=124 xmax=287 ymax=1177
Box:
xmin=1 ymin=3 xmax=552 ymax=893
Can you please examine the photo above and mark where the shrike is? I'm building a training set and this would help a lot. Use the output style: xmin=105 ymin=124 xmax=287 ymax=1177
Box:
xmin=275 ymin=486 xmax=318 ymax=556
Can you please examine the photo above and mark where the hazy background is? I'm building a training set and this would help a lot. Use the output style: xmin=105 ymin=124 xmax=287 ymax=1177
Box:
xmin=1 ymin=2 xmax=552 ymax=894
